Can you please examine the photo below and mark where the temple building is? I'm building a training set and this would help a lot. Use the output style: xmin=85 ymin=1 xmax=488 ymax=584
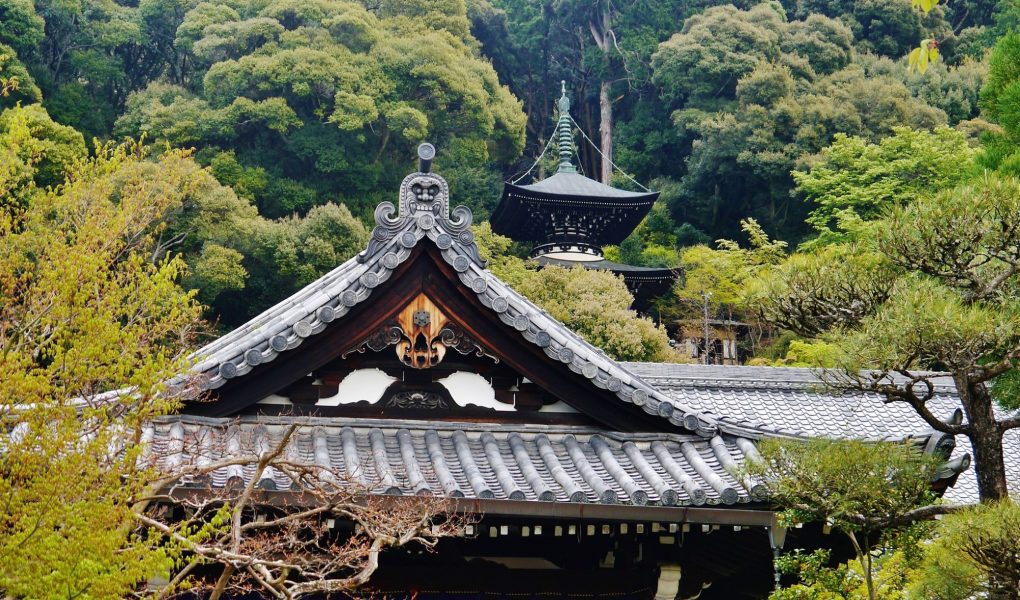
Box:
xmin=490 ymin=85 xmax=679 ymax=311
xmin=142 ymin=146 xmax=1018 ymax=599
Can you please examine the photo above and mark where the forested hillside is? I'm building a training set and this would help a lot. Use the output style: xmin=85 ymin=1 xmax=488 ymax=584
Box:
xmin=0 ymin=0 xmax=1013 ymax=343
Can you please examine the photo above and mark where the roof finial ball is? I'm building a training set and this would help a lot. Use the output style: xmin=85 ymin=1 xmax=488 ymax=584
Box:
xmin=418 ymin=142 xmax=436 ymax=174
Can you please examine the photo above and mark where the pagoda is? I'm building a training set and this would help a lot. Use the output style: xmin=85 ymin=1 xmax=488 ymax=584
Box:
xmin=490 ymin=83 xmax=680 ymax=311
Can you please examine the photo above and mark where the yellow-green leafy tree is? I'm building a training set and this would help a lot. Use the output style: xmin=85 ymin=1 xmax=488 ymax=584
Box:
xmin=0 ymin=120 xmax=206 ymax=596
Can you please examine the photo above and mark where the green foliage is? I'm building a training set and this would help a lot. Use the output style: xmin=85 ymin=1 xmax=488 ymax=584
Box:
xmin=649 ymin=2 xmax=959 ymax=242
xmin=610 ymin=201 xmax=683 ymax=268
xmin=0 ymin=43 xmax=40 ymax=108
xmin=753 ymin=439 xmax=940 ymax=534
xmin=794 ymin=126 xmax=975 ymax=248
xmin=115 ymin=0 xmax=526 ymax=219
xmin=0 ymin=141 xmax=204 ymax=599
xmin=186 ymin=242 xmax=248 ymax=302
xmin=75 ymin=144 xmax=369 ymax=327
xmin=772 ymin=546 xmax=923 ymax=600
xmin=749 ymin=173 xmax=1020 ymax=500
xmin=792 ymin=0 xmax=947 ymax=59
xmin=752 ymin=439 xmax=941 ymax=600
xmin=838 ymin=276 xmax=1018 ymax=372
xmin=767 ymin=339 xmax=841 ymax=367
xmin=0 ymin=0 xmax=44 ymax=55
xmin=0 ymin=104 xmax=87 ymax=189
xmin=474 ymin=223 xmax=677 ymax=362
xmin=667 ymin=219 xmax=785 ymax=322
xmin=979 ymin=30 xmax=1020 ymax=174
xmin=908 ymin=500 xmax=1020 ymax=599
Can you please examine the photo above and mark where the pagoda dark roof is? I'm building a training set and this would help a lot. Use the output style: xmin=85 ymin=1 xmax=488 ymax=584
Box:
xmin=511 ymin=172 xmax=658 ymax=201
xmin=492 ymin=179 xmax=658 ymax=246
xmin=492 ymin=84 xmax=661 ymax=249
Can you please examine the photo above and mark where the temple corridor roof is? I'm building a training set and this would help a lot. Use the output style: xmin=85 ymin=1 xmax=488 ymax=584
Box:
xmin=623 ymin=362 xmax=1020 ymax=505
xmin=146 ymin=416 xmax=964 ymax=509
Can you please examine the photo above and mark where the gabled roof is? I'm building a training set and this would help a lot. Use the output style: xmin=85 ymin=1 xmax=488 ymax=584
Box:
xmin=187 ymin=162 xmax=716 ymax=435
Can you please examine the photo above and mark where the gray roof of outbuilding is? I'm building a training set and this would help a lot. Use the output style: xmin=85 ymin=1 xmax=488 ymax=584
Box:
xmin=146 ymin=417 xmax=766 ymax=506
xmin=186 ymin=170 xmax=718 ymax=436
xmin=622 ymin=362 xmax=1020 ymax=505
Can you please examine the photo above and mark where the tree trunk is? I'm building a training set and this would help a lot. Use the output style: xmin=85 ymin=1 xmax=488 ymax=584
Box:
xmin=957 ymin=376 xmax=1010 ymax=501
xmin=598 ymin=80 xmax=613 ymax=185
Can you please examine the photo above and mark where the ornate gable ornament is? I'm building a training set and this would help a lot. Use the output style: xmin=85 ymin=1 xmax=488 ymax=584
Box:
xmin=360 ymin=143 xmax=483 ymax=267
xmin=339 ymin=293 xmax=496 ymax=368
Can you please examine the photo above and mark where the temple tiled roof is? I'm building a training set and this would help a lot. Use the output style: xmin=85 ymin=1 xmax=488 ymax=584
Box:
xmin=163 ymin=153 xmax=984 ymax=509
xmin=623 ymin=362 xmax=1020 ymax=504
xmin=146 ymin=415 xmax=963 ymax=507
xmin=185 ymin=165 xmax=718 ymax=436
xmin=147 ymin=416 xmax=951 ymax=507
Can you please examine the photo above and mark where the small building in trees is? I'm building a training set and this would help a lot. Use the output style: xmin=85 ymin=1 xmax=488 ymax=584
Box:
xmin=490 ymin=85 xmax=679 ymax=312
xmin=148 ymin=147 xmax=992 ymax=599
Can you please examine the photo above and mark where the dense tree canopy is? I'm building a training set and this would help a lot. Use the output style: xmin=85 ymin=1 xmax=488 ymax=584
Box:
xmin=113 ymin=0 xmax=525 ymax=220
xmin=0 ymin=0 xmax=1008 ymax=339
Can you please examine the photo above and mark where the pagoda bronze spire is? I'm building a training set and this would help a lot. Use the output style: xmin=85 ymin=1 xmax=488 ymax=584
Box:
xmin=556 ymin=81 xmax=577 ymax=174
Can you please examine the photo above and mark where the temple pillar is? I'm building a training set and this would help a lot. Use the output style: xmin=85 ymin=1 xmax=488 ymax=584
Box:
xmin=654 ymin=564 xmax=682 ymax=600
